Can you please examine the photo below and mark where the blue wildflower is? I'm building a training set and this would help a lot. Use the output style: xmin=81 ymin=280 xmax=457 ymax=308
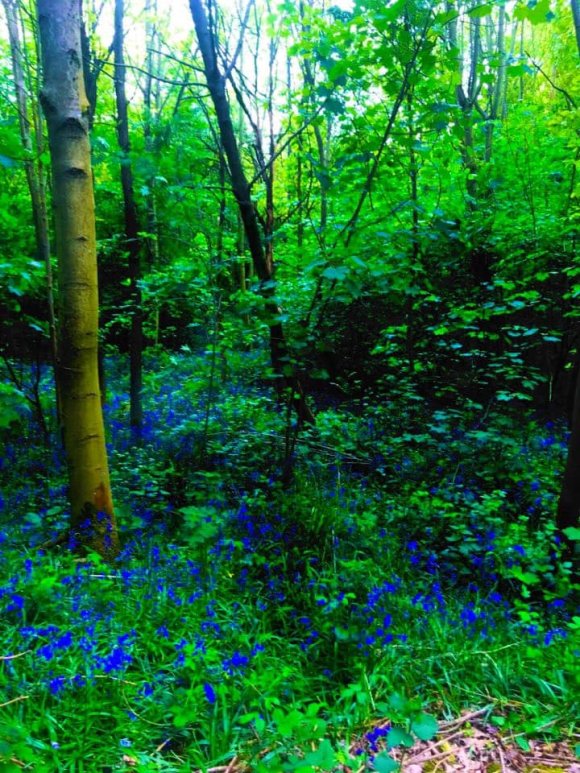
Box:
xmin=7 ymin=594 xmax=25 ymax=612
xmin=203 ymin=682 xmax=216 ymax=704
xmin=48 ymin=676 xmax=66 ymax=695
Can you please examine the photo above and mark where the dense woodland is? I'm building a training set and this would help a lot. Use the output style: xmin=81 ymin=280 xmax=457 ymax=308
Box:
xmin=0 ymin=0 xmax=578 ymax=769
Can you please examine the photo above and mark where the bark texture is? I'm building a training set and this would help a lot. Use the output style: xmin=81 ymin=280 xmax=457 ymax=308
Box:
xmin=37 ymin=0 xmax=118 ymax=559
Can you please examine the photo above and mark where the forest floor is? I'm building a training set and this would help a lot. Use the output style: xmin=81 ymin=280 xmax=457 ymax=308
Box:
xmin=115 ymin=709 xmax=580 ymax=773
xmin=0 ymin=353 xmax=578 ymax=771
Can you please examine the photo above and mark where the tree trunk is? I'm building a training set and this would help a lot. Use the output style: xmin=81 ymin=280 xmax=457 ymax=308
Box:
xmin=571 ymin=0 xmax=580 ymax=56
xmin=114 ymin=0 xmax=143 ymax=434
xmin=557 ymin=360 xmax=580 ymax=533
xmin=189 ymin=0 xmax=313 ymax=424
xmin=484 ymin=4 xmax=506 ymax=163
xmin=299 ymin=6 xmax=328 ymax=252
xmin=37 ymin=0 xmax=119 ymax=560
xmin=143 ymin=0 xmax=160 ymax=271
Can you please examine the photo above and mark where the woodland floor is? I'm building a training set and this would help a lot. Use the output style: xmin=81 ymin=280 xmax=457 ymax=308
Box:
xmin=110 ymin=709 xmax=580 ymax=773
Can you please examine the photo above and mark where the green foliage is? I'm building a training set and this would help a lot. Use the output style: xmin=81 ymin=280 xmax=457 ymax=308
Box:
xmin=0 ymin=0 xmax=579 ymax=769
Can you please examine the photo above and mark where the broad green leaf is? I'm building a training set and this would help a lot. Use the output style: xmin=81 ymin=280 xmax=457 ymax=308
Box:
xmin=298 ymin=739 xmax=336 ymax=770
xmin=322 ymin=266 xmax=348 ymax=281
xmin=411 ymin=713 xmax=439 ymax=741
xmin=468 ymin=3 xmax=492 ymax=17
xmin=388 ymin=692 xmax=408 ymax=713
xmin=373 ymin=752 xmax=399 ymax=772
xmin=387 ymin=727 xmax=414 ymax=749
xmin=516 ymin=736 xmax=531 ymax=752
xmin=512 ymin=568 xmax=540 ymax=585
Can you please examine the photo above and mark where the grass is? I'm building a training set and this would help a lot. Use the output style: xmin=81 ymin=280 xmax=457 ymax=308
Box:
xmin=0 ymin=351 xmax=578 ymax=771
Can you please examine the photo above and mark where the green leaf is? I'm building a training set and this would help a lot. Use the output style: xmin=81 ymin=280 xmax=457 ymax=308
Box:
xmin=562 ymin=527 xmax=580 ymax=541
xmin=515 ymin=736 xmax=531 ymax=752
xmin=373 ymin=752 xmax=399 ymax=772
xmin=322 ymin=266 xmax=348 ymax=281
xmin=387 ymin=727 xmax=414 ymax=749
xmin=298 ymin=739 xmax=336 ymax=770
xmin=411 ymin=713 xmax=439 ymax=741
xmin=0 ymin=154 xmax=17 ymax=168
xmin=468 ymin=3 xmax=492 ymax=17
xmin=388 ymin=692 xmax=409 ymax=713
xmin=435 ymin=9 xmax=457 ymax=24
xmin=512 ymin=568 xmax=540 ymax=585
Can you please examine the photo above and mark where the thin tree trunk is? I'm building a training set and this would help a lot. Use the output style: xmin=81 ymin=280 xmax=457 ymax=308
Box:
xmin=3 ymin=0 xmax=59 ymax=420
xmin=114 ymin=0 xmax=143 ymax=434
xmin=37 ymin=0 xmax=118 ymax=560
xmin=571 ymin=0 xmax=580 ymax=56
xmin=407 ymin=89 xmax=419 ymax=375
xmin=143 ymin=0 xmax=160 ymax=271
xmin=189 ymin=0 xmax=313 ymax=424
xmin=557 ymin=359 xmax=580 ymax=533
xmin=298 ymin=0 xmax=327 ymax=249
xmin=484 ymin=4 xmax=505 ymax=163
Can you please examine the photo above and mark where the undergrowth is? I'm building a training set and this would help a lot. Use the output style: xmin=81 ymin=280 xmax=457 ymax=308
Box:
xmin=0 ymin=352 xmax=578 ymax=771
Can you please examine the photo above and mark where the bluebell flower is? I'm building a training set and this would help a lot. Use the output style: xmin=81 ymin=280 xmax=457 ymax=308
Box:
xmin=141 ymin=682 xmax=154 ymax=697
xmin=544 ymin=628 xmax=567 ymax=646
xmin=101 ymin=646 xmax=132 ymax=673
xmin=7 ymin=594 xmax=25 ymax=611
xmin=55 ymin=632 xmax=73 ymax=650
xmin=203 ymin=682 xmax=216 ymax=704
xmin=48 ymin=676 xmax=66 ymax=695
xmin=38 ymin=644 xmax=54 ymax=661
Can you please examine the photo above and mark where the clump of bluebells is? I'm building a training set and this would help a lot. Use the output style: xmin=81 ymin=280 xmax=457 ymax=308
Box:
xmin=0 ymin=356 xmax=577 ymax=768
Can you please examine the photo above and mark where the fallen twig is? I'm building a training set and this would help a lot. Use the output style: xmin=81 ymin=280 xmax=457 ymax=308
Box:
xmin=0 ymin=695 xmax=29 ymax=709
xmin=0 ymin=651 xmax=31 ymax=661
xmin=440 ymin=705 xmax=493 ymax=730
xmin=498 ymin=744 xmax=507 ymax=773
xmin=225 ymin=757 xmax=239 ymax=773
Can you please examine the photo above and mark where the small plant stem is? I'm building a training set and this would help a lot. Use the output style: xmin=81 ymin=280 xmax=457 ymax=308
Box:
xmin=363 ymin=671 xmax=376 ymax=712
xmin=0 ymin=651 xmax=31 ymax=660
xmin=0 ymin=695 xmax=29 ymax=708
